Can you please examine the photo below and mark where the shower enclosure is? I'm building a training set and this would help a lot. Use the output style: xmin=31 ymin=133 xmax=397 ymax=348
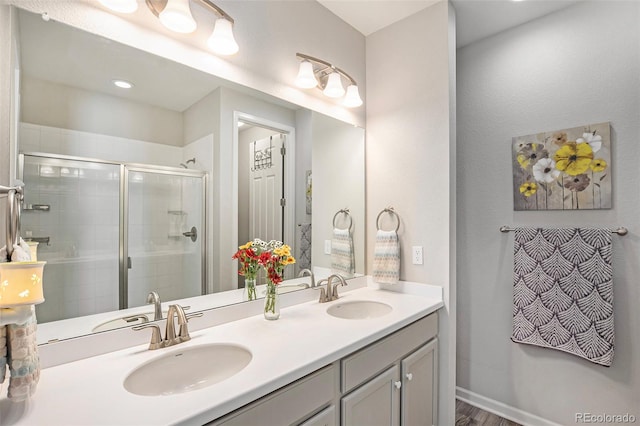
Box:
xmin=18 ymin=153 xmax=207 ymax=324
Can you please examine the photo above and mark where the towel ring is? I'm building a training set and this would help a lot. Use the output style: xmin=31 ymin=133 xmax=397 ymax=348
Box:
xmin=333 ymin=209 xmax=353 ymax=230
xmin=376 ymin=207 xmax=400 ymax=232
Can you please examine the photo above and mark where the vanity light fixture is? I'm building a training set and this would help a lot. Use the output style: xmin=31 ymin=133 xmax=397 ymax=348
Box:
xmin=295 ymin=53 xmax=363 ymax=108
xmin=144 ymin=0 xmax=239 ymax=55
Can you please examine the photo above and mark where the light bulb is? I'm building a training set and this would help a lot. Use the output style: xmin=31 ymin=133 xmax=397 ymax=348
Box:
xmin=207 ymin=17 xmax=239 ymax=55
xmin=343 ymin=84 xmax=363 ymax=108
xmin=323 ymin=72 xmax=345 ymax=98
xmin=159 ymin=0 xmax=197 ymax=33
xmin=98 ymin=0 xmax=138 ymax=13
xmin=295 ymin=60 xmax=318 ymax=89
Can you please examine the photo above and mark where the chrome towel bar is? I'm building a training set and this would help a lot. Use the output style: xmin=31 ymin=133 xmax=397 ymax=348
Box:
xmin=499 ymin=225 xmax=628 ymax=236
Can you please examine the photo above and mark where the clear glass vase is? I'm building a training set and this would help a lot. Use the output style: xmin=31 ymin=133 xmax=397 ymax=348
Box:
xmin=243 ymin=278 xmax=257 ymax=301
xmin=263 ymin=281 xmax=280 ymax=320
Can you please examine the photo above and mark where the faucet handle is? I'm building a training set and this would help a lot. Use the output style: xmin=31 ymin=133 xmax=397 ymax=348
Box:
xmin=179 ymin=312 xmax=203 ymax=342
xmin=314 ymin=285 xmax=328 ymax=303
xmin=331 ymin=279 xmax=347 ymax=300
xmin=133 ymin=324 xmax=164 ymax=350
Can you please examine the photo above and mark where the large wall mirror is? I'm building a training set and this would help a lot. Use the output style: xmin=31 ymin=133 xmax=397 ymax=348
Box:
xmin=9 ymin=8 xmax=365 ymax=344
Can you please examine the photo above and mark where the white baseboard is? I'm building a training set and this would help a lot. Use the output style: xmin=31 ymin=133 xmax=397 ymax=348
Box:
xmin=456 ymin=387 xmax=562 ymax=426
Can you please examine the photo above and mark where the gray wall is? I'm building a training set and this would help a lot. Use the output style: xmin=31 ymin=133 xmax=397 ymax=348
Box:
xmin=21 ymin=76 xmax=184 ymax=146
xmin=457 ymin=1 xmax=640 ymax=423
xmin=366 ymin=2 xmax=457 ymax=424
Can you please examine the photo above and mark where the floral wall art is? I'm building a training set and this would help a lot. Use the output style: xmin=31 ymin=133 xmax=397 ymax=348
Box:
xmin=512 ymin=122 xmax=611 ymax=210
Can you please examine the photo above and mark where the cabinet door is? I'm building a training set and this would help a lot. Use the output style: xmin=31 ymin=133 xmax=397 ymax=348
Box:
xmin=299 ymin=405 xmax=336 ymax=426
xmin=341 ymin=365 xmax=400 ymax=426
xmin=401 ymin=338 xmax=438 ymax=426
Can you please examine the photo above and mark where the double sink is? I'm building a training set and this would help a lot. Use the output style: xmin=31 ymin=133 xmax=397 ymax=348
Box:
xmin=123 ymin=300 xmax=392 ymax=396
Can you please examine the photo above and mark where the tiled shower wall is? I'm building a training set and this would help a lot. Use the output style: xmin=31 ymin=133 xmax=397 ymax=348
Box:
xmin=20 ymin=123 xmax=210 ymax=323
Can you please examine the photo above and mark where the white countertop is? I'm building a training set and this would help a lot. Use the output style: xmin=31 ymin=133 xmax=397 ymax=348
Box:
xmin=1 ymin=282 xmax=442 ymax=426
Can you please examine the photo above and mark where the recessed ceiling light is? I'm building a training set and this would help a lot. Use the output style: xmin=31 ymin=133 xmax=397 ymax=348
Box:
xmin=113 ymin=79 xmax=134 ymax=89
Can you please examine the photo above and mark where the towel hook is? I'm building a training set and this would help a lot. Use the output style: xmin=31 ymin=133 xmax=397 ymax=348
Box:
xmin=333 ymin=208 xmax=353 ymax=230
xmin=376 ymin=207 xmax=400 ymax=232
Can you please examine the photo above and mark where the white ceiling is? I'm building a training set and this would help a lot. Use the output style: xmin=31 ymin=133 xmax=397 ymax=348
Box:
xmin=318 ymin=0 xmax=580 ymax=47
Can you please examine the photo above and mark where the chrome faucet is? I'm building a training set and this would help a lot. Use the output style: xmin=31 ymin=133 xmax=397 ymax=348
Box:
xmin=316 ymin=274 xmax=347 ymax=303
xmin=133 ymin=304 xmax=202 ymax=350
xmin=146 ymin=291 xmax=162 ymax=321
xmin=298 ymin=268 xmax=316 ymax=288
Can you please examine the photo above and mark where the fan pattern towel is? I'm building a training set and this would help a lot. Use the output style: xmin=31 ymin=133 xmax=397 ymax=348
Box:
xmin=512 ymin=228 xmax=614 ymax=366
xmin=298 ymin=224 xmax=312 ymax=271
xmin=331 ymin=228 xmax=354 ymax=278
xmin=373 ymin=230 xmax=400 ymax=284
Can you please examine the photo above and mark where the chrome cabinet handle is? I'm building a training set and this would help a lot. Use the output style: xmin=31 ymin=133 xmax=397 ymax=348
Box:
xmin=394 ymin=380 xmax=402 ymax=389
xmin=406 ymin=373 xmax=413 ymax=381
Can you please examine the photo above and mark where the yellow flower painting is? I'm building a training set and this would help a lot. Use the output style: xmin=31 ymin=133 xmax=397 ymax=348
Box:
xmin=512 ymin=122 xmax=611 ymax=210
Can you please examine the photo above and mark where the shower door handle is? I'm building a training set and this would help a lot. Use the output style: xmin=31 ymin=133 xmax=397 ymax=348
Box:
xmin=182 ymin=226 xmax=198 ymax=242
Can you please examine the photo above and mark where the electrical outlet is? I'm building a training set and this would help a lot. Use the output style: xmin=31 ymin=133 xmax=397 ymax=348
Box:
xmin=324 ymin=240 xmax=332 ymax=255
xmin=412 ymin=246 xmax=423 ymax=265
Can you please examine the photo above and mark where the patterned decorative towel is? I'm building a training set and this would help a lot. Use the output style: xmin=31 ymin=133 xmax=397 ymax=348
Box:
xmin=0 ymin=325 xmax=6 ymax=384
xmin=512 ymin=228 xmax=614 ymax=366
xmin=373 ymin=230 xmax=400 ymax=284
xmin=6 ymin=307 xmax=40 ymax=401
xmin=331 ymin=228 xmax=354 ymax=278
xmin=298 ymin=224 xmax=312 ymax=271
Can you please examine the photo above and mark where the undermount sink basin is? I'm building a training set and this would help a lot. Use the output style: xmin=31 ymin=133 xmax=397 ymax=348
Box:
xmin=326 ymin=300 xmax=392 ymax=319
xmin=123 ymin=344 xmax=252 ymax=396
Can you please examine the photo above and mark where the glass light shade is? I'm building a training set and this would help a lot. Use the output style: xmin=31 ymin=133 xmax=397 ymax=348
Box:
xmin=0 ymin=261 xmax=46 ymax=307
xmin=207 ymin=18 xmax=239 ymax=55
xmin=98 ymin=0 xmax=138 ymax=13
xmin=159 ymin=0 xmax=197 ymax=34
xmin=295 ymin=61 xmax=318 ymax=89
xmin=343 ymin=84 xmax=363 ymax=108
xmin=323 ymin=72 xmax=345 ymax=98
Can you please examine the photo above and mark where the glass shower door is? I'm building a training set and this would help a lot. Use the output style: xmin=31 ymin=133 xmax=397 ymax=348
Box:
xmin=20 ymin=154 xmax=121 ymax=323
xmin=125 ymin=167 xmax=206 ymax=310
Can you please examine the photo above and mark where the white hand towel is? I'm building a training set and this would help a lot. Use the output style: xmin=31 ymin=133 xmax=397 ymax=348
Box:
xmin=0 ymin=240 xmax=32 ymax=262
xmin=373 ymin=230 xmax=400 ymax=284
xmin=331 ymin=228 xmax=355 ymax=278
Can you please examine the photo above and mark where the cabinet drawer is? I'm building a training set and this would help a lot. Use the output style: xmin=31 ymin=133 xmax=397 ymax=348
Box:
xmin=341 ymin=313 xmax=437 ymax=393
xmin=214 ymin=364 xmax=337 ymax=426
xmin=299 ymin=405 xmax=336 ymax=426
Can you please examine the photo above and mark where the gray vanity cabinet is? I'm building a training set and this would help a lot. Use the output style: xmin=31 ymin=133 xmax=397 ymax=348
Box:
xmin=401 ymin=338 xmax=438 ymax=426
xmin=341 ymin=365 xmax=401 ymax=426
xmin=340 ymin=314 xmax=438 ymax=426
xmin=211 ymin=364 xmax=338 ymax=426
xmin=299 ymin=405 xmax=337 ymax=426
xmin=210 ymin=313 xmax=438 ymax=426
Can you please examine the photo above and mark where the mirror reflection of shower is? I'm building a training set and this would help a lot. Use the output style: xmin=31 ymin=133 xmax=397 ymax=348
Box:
xmin=18 ymin=153 xmax=207 ymax=323
xmin=180 ymin=158 xmax=196 ymax=169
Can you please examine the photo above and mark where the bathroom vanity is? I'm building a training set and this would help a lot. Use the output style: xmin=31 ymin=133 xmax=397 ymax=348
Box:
xmin=1 ymin=278 xmax=442 ymax=425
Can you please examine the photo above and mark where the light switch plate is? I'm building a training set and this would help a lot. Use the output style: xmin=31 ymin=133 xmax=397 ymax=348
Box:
xmin=324 ymin=240 xmax=332 ymax=255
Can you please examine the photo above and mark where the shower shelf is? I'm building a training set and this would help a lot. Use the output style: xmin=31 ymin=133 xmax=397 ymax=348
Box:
xmin=23 ymin=204 xmax=51 ymax=212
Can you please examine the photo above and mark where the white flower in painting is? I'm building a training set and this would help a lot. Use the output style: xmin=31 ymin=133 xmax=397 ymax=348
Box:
xmin=533 ymin=158 xmax=561 ymax=183
xmin=577 ymin=132 xmax=602 ymax=153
